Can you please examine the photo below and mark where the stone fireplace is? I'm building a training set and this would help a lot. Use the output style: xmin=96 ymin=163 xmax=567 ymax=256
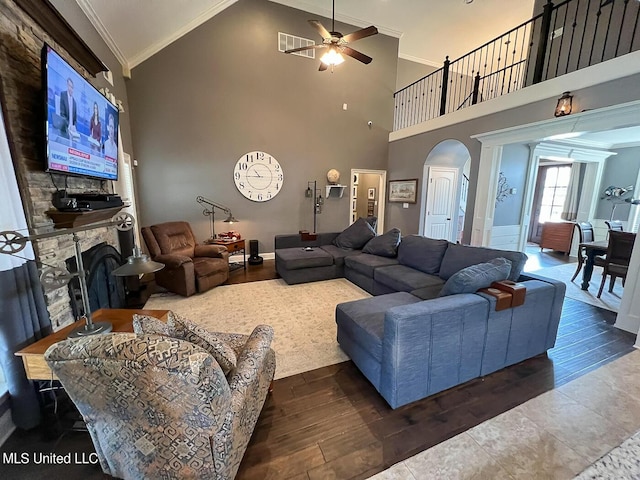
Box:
xmin=65 ymin=242 xmax=127 ymax=318
xmin=0 ymin=0 xmax=127 ymax=329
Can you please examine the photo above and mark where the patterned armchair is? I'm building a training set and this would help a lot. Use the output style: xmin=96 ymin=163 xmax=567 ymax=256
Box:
xmin=45 ymin=324 xmax=276 ymax=480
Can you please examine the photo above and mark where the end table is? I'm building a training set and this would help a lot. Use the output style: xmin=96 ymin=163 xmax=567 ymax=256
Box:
xmin=212 ymin=239 xmax=246 ymax=271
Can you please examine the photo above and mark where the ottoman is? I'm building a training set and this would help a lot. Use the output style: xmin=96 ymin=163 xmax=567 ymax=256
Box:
xmin=275 ymin=247 xmax=338 ymax=284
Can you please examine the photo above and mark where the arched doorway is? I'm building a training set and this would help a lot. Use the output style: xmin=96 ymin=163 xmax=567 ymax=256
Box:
xmin=419 ymin=140 xmax=471 ymax=242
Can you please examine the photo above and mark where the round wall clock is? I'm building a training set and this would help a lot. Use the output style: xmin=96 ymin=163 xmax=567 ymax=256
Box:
xmin=233 ymin=151 xmax=283 ymax=202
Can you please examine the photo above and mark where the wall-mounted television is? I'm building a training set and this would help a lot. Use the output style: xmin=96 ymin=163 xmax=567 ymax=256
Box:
xmin=43 ymin=44 xmax=119 ymax=181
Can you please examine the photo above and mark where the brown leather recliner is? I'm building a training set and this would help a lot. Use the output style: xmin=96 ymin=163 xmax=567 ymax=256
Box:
xmin=141 ymin=221 xmax=229 ymax=297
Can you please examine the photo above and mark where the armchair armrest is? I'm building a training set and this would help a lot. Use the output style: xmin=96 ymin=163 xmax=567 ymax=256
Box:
xmin=155 ymin=254 xmax=193 ymax=269
xmin=227 ymin=325 xmax=275 ymax=398
xmin=195 ymin=244 xmax=228 ymax=258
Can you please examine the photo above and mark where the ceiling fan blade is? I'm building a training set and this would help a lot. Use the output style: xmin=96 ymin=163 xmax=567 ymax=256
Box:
xmin=284 ymin=44 xmax=326 ymax=54
xmin=318 ymin=62 xmax=328 ymax=72
xmin=342 ymin=46 xmax=372 ymax=64
xmin=309 ymin=20 xmax=332 ymax=39
xmin=342 ymin=26 xmax=378 ymax=43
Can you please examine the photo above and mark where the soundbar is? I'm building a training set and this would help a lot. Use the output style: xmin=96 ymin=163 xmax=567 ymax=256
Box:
xmin=52 ymin=190 xmax=124 ymax=212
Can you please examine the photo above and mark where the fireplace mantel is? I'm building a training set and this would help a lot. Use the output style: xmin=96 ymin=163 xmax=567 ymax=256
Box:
xmin=45 ymin=206 xmax=125 ymax=229
xmin=13 ymin=0 xmax=106 ymax=75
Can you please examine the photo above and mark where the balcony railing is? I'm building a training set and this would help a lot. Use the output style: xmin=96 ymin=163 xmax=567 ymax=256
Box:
xmin=393 ymin=0 xmax=640 ymax=131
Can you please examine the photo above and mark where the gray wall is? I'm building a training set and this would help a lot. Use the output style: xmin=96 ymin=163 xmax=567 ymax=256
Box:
xmin=388 ymin=71 xmax=640 ymax=243
xmin=396 ymin=58 xmax=439 ymax=92
xmin=595 ymin=146 xmax=640 ymax=221
xmin=127 ymin=0 xmax=398 ymax=252
xmin=494 ymin=143 xmax=529 ymax=226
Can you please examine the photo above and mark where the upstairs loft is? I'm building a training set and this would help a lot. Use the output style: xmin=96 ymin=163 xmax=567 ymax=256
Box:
xmin=391 ymin=0 xmax=640 ymax=140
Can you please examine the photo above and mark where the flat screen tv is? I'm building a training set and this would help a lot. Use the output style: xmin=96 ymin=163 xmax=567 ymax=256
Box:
xmin=43 ymin=44 xmax=119 ymax=181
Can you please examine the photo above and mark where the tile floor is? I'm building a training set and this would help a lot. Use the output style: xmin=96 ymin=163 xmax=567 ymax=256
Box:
xmin=370 ymin=349 xmax=640 ymax=480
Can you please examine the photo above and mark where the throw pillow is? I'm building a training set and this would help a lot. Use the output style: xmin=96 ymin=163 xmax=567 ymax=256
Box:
xmin=333 ymin=217 xmax=376 ymax=249
xmin=362 ymin=228 xmax=401 ymax=257
xmin=397 ymin=235 xmax=449 ymax=274
xmin=439 ymin=257 xmax=511 ymax=297
xmin=132 ymin=314 xmax=173 ymax=336
xmin=168 ymin=312 xmax=237 ymax=375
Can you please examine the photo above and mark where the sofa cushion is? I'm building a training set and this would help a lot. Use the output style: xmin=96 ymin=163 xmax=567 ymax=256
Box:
xmin=345 ymin=254 xmax=399 ymax=277
xmin=276 ymin=247 xmax=334 ymax=270
xmin=319 ymin=244 xmax=362 ymax=267
xmin=168 ymin=312 xmax=237 ymax=375
xmin=336 ymin=292 xmax=422 ymax=362
xmin=363 ymin=228 xmax=401 ymax=257
xmin=375 ymin=264 xmax=445 ymax=292
xmin=333 ymin=218 xmax=376 ymax=249
xmin=439 ymin=257 xmax=511 ymax=297
xmin=410 ymin=285 xmax=445 ymax=300
xmin=397 ymin=235 xmax=449 ymax=274
xmin=439 ymin=243 xmax=528 ymax=281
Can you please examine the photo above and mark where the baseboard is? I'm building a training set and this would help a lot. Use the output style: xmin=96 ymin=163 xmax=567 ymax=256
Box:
xmin=0 ymin=408 xmax=15 ymax=448
xmin=261 ymin=252 xmax=275 ymax=260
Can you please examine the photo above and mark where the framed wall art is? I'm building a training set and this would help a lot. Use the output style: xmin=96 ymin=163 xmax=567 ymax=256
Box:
xmin=388 ymin=179 xmax=418 ymax=203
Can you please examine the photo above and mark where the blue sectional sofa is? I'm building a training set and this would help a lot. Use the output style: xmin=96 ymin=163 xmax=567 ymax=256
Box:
xmin=275 ymin=230 xmax=566 ymax=409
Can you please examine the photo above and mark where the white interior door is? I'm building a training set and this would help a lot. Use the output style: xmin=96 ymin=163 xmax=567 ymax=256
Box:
xmin=425 ymin=167 xmax=457 ymax=240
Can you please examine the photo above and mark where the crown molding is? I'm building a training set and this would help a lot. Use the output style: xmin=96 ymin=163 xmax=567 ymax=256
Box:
xmin=75 ymin=0 xmax=128 ymax=75
xmin=128 ymin=0 xmax=238 ymax=69
xmin=398 ymin=53 xmax=441 ymax=69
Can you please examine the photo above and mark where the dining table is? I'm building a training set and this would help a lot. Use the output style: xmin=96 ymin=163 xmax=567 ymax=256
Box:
xmin=579 ymin=240 xmax=608 ymax=290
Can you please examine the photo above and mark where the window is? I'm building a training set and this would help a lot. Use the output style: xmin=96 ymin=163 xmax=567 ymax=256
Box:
xmin=538 ymin=165 xmax=571 ymax=223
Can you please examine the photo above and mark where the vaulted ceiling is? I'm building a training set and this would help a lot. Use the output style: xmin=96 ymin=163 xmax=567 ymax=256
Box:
xmin=74 ymin=0 xmax=536 ymax=72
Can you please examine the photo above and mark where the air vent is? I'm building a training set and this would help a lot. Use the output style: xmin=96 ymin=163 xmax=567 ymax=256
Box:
xmin=278 ymin=32 xmax=316 ymax=59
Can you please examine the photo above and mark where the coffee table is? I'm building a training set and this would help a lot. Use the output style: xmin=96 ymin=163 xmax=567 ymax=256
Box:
xmin=16 ymin=308 xmax=170 ymax=381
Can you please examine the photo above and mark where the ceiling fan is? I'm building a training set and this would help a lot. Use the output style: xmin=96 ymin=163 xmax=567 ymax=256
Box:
xmin=284 ymin=0 xmax=378 ymax=71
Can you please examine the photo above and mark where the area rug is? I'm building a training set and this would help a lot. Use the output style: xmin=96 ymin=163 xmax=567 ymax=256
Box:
xmin=143 ymin=278 xmax=371 ymax=379
xmin=529 ymin=262 xmax=623 ymax=312
xmin=575 ymin=429 xmax=640 ymax=479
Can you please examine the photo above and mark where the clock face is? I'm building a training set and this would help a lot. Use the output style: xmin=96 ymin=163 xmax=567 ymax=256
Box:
xmin=234 ymin=151 xmax=283 ymax=202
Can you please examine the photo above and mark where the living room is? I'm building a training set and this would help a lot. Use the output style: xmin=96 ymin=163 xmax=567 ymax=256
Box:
xmin=2 ymin=0 xmax=640 ymax=478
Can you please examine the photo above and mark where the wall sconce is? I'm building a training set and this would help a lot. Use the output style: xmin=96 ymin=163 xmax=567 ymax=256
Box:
xmin=554 ymin=91 xmax=573 ymax=117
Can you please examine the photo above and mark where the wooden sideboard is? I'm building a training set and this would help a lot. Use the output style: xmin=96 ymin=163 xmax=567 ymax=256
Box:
xmin=540 ymin=221 xmax=575 ymax=254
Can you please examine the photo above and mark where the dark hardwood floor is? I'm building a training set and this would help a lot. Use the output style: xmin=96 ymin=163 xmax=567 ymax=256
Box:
xmin=1 ymin=253 xmax=636 ymax=480
xmin=236 ymin=298 xmax=636 ymax=480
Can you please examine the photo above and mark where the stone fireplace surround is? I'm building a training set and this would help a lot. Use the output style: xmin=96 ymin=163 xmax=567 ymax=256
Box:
xmin=0 ymin=0 xmax=122 ymax=330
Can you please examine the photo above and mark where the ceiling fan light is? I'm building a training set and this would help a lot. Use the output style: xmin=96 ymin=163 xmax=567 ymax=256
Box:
xmin=320 ymin=48 xmax=344 ymax=66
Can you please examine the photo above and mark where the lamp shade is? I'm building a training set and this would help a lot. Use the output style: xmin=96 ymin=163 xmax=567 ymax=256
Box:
xmin=112 ymin=247 xmax=165 ymax=276
xmin=224 ymin=214 xmax=238 ymax=223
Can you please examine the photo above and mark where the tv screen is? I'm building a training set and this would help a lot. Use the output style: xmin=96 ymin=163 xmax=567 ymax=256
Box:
xmin=43 ymin=44 xmax=119 ymax=181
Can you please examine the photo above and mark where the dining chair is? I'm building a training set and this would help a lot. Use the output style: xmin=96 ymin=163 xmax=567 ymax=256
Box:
xmin=570 ymin=222 xmax=606 ymax=282
xmin=597 ymin=230 xmax=636 ymax=298
xmin=605 ymin=220 xmax=624 ymax=232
